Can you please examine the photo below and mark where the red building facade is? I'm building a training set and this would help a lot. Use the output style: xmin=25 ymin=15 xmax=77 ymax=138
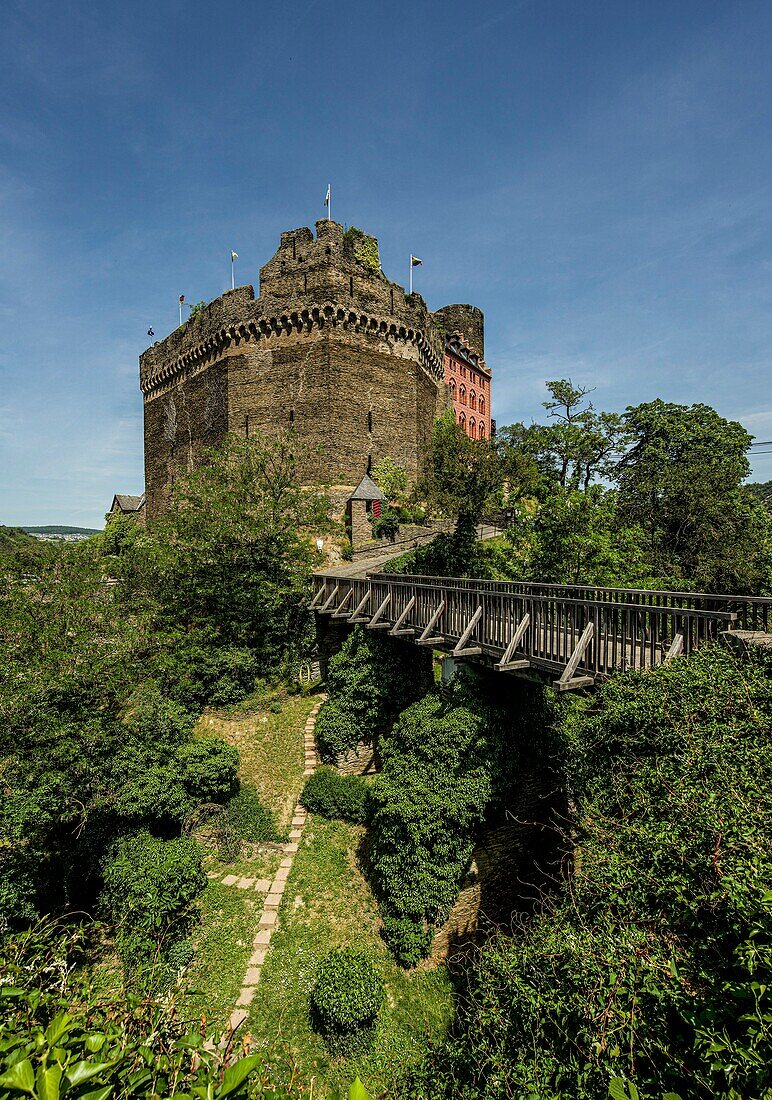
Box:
xmin=443 ymin=331 xmax=492 ymax=440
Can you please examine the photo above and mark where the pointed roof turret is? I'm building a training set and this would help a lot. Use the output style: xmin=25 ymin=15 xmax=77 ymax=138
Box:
xmin=349 ymin=473 xmax=384 ymax=502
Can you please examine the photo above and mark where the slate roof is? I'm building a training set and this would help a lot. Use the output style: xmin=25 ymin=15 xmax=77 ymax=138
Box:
xmin=111 ymin=493 xmax=145 ymax=513
xmin=349 ymin=474 xmax=384 ymax=502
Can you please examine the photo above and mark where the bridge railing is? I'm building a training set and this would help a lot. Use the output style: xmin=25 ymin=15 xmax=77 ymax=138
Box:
xmin=311 ymin=572 xmax=770 ymax=687
xmin=376 ymin=574 xmax=772 ymax=632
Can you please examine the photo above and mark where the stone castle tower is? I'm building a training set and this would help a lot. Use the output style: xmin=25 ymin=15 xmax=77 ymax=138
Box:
xmin=139 ymin=219 xmax=484 ymax=522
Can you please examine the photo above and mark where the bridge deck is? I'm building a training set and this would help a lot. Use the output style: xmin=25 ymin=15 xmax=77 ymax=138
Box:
xmin=310 ymin=572 xmax=772 ymax=690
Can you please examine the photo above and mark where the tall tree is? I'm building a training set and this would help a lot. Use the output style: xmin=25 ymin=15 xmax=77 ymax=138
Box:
xmin=615 ymin=400 xmax=770 ymax=591
xmin=421 ymin=413 xmax=502 ymax=566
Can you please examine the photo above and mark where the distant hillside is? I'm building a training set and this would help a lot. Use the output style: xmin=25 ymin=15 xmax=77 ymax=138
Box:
xmin=22 ymin=525 xmax=100 ymax=536
xmin=0 ymin=525 xmax=38 ymax=555
xmin=747 ymin=480 xmax=772 ymax=513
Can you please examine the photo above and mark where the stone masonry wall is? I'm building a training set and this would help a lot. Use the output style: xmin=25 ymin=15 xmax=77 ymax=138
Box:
xmin=141 ymin=220 xmax=457 ymax=521
xmin=433 ymin=303 xmax=485 ymax=358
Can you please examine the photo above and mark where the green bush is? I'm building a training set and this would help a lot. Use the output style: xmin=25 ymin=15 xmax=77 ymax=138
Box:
xmin=367 ymin=673 xmax=558 ymax=967
xmin=372 ymin=509 xmax=400 ymax=541
xmin=226 ymin=784 xmax=278 ymax=841
xmin=0 ymin=923 xmax=294 ymax=1098
xmin=315 ymin=627 xmax=432 ymax=760
xmin=409 ymin=645 xmax=772 ymax=1098
xmin=100 ymin=831 xmax=206 ymax=982
xmin=301 ymin=767 xmax=369 ymax=824
xmin=176 ymin=736 xmax=240 ymax=802
xmin=311 ymin=948 xmax=385 ymax=1047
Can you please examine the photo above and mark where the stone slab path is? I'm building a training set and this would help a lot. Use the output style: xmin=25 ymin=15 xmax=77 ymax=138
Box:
xmin=225 ymin=694 xmax=325 ymax=1032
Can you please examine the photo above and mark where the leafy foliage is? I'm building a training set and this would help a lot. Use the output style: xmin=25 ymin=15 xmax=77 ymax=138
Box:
xmin=176 ymin=737 xmax=240 ymax=803
xmin=301 ymin=767 xmax=369 ymax=824
xmin=225 ymin=783 xmax=279 ymax=842
xmin=615 ymin=399 xmax=771 ymax=591
xmin=409 ymin=645 xmax=772 ymax=1098
xmin=367 ymin=674 xmax=558 ymax=967
xmin=0 ymin=434 xmax=324 ymax=963
xmin=311 ymin=949 xmax=385 ymax=1047
xmin=0 ymin=922 xmax=309 ymax=1098
xmin=100 ymin=831 xmax=206 ymax=983
xmin=343 ymin=227 xmax=381 ymax=273
xmin=371 ymin=457 xmax=409 ymax=505
xmin=315 ymin=627 xmax=432 ymax=761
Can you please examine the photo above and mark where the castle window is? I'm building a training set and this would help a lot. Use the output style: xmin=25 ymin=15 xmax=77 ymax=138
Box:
xmin=450 ymin=379 xmax=456 ymax=396
xmin=390 ymin=289 xmax=394 ymax=314
xmin=460 ymin=385 xmax=467 ymax=406
xmin=304 ymin=274 xmax=308 ymax=291
xmin=479 ymin=423 xmax=486 ymax=439
xmin=479 ymin=397 xmax=485 ymax=415
xmin=350 ymin=276 xmax=354 ymax=296
xmin=289 ymin=409 xmax=295 ymax=426
xmin=459 ymin=412 xmax=466 ymax=429
xmin=469 ymin=417 xmax=476 ymax=437
xmin=367 ymin=410 xmax=373 ymax=433
xmin=326 ymin=246 xmax=331 ymax=256
xmin=470 ymin=390 xmax=476 ymax=411
xmin=292 ymin=239 xmax=297 ymax=258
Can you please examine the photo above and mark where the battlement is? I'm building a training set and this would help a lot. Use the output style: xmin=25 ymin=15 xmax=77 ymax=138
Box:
xmin=433 ymin=303 xmax=484 ymax=358
xmin=140 ymin=220 xmax=447 ymax=397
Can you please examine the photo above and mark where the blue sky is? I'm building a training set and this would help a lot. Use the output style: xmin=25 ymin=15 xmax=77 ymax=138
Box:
xmin=1 ymin=0 xmax=770 ymax=527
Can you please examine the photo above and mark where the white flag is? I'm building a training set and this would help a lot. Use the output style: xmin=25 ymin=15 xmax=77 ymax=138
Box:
xmin=324 ymin=184 xmax=330 ymax=209
xmin=231 ymin=250 xmax=238 ymax=261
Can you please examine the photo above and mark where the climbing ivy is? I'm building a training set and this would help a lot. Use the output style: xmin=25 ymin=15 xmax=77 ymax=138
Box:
xmin=314 ymin=627 xmax=431 ymax=761
xmin=405 ymin=645 xmax=772 ymax=1098
xmin=343 ymin=227 xmax=381 ymax=274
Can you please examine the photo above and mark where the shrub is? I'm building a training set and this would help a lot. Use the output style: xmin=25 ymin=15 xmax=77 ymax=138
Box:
xmin=100 ymin=831 xmax=206 ymax=981
xmin=301 ymin=768 xmax=369 ymax=824
xmin=407 ymin=645 xmax=772 ymax=1098
xmin=372 ymin=509 xmax=400 ymax=541
xmin=367 ymin=673 xmax=557 ymax=966
xmin=122 ymin=684 xmax=196 ymax=747
xmin=315 ymin=627 xmax=432 ymax=760
xmin=176 ymin=737 xmax=240 ymax=802
xmin=0 ymin=923 xmax=287 ymax=1099
xmin=269 ymin=700 xmax=282 ymax=713
xmin=311 ymin=949 xmax=384 ymax=1047
xmin=226 ymin=784 xmax=278 ymax=841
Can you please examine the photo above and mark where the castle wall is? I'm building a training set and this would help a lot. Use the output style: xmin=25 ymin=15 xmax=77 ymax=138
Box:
xmin=143 ymin=360 xmax=228 ymax=520
xmin=433 ymin=303 xmax=485 ymax=358
xmin=140 ymin=221 xmax=462 ymax=521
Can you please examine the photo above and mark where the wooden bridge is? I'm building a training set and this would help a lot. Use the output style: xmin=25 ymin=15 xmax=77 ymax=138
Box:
xmin=310 ymin=572 xmax=772 ymax=691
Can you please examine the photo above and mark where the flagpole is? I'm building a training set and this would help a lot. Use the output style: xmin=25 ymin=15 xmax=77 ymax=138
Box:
xmin=179 ymin=299 xmax=182 ymax=326
xmin=409 ymin=257 xmax=412 ymax=295
xmin=231 ymin=256 xmax=235 ymax=290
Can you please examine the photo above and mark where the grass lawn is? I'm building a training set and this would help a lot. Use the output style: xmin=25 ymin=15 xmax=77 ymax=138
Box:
xmin=183 ymin=690 xmax=319 ymax=1027
xmin=183 ymin=879 xmax=263 ymax=1030
xmin=244 ymin=816 xmax=454 ymax=1098
xmin=198 ymin=690 xmax=318 ymax=832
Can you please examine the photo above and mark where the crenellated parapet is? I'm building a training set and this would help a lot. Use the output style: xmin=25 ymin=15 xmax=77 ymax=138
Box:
xmin=141 ymin=294 xmax=445 ymax=399
xmin=140 ymin=219 xmax=463 ymax=522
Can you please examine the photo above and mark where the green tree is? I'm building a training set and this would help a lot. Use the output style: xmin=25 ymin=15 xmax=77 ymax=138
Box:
xmin=371 ymin=457 xmax=409 ymax=505
xmin=122 ymin=432 xmax=331 ymax=671
xmin=499 ymin=380 xmax=625 ymax=499
xmin=524 ymin=486 xmax=653 ymax=586
xmin=615 ymin=400 xmax=771 ymax=590
xmin=421 ymin=412 xmax=502 ymax=569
